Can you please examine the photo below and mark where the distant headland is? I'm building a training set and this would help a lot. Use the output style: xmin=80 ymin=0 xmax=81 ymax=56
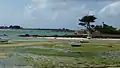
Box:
xmin=0 ymin=25 xmax=23 ymax=29
xmin=0 ymin=25 xmax=74 ymax=32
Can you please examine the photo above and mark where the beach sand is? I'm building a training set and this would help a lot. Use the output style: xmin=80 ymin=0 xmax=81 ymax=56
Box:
xmin=43 ymin=37 xmax=120 ymax=40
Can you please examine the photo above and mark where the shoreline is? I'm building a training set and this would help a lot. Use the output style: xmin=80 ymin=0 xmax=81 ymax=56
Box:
xmin=43 ymin=37 xmax=86 ymax=40
xmin=42 ymin=37 xmax=120 ymax=40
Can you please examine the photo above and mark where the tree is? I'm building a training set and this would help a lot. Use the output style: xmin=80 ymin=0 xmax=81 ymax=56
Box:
xmin=79 ymin=15 xmax=97 ymax=38
xmin=9 ymin=25 xmax=23 ymax=29
xmin=94 ymin=22 xmax=118 ymax=34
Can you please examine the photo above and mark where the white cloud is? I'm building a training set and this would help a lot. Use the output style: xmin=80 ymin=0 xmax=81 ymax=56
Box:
xmin=99 ymin=1 xmax=120 ymax=17
xmin=2 ymin=0 xmax=116 ymax=28
xmin=52 ymin=11 xmax=59 ymax=20
xmin=24 ymin=0 xmax=89 ymax=22
xmin=23 ymin=0 xmax=105 ymax=28
xmin=97 ymin=1 xmax=120 ymax=28
xmin=89 ymin=11 xmax=96 ymax=15
xmin=24 ymin=0 xmax=49 ymax=19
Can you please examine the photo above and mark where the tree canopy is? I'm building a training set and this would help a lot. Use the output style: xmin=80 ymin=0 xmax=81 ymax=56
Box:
xmin=79 ymin=15 xmax=97 ymax=37
xmin=78 ymin=15 xmax=120 ymax=35
xmin=94 ymin=23 xmax=120 ymax=34
xmin=79 ymin=15 xmax=97 ymax=23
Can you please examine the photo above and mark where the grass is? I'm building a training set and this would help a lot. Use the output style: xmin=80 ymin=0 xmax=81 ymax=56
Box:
xmin=23 ymin=55 xmax=120 ymax=68
xmin=23 ymin=48 xmax=69 ymax=56
xmin=9 ymin=40 xmax=120 ymax=67
xmin=1 ymin=40 xmax=120 ymax=52
xmin=0 ymin=41 xmax=54 ymax=47
xmin=5 ymin=40 xmax=120 ymax=55
xmin=1 ymin=40 xmax=120 ymax=67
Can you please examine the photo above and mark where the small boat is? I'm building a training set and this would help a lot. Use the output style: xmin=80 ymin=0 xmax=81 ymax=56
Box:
xmin=0 ymin=34 xmax=8 ymax=36
xmin=71 ymin=42 xmax=81 ymax=47
xmin=0 ymin=38 xmax=9 ymax=42
xmin=18 ymin=34 xmax=40 ymax=37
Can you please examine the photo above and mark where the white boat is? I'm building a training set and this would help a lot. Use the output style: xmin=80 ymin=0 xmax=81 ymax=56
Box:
xmin=0 ymin=38 xmax=9 ymax=42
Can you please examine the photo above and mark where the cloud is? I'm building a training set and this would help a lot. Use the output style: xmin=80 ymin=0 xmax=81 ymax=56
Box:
xmin=24 ymin=0 xmax=48 ymax=19
xmin=24 ymin=0 xmax=88 ymax=18
xmin=99 ymin=1 xmax=120 ymax=17
xmin=98 ymin=1 xmax=120 ymax=27
xmin=2 ymin=0 xmax=119 ymax=29
xmin=23 ymin=0 xmax=91 ymax=28
xmin=89 ymin=11 xmax=96 ymax=15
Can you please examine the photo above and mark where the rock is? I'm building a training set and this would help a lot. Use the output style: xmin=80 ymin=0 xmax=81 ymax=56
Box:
xmin=89 ymin=65 xmax=106 ymax=68
xmin=80 ymin=38 xmax=90 ymax=43
xmin=71 ymin=43 xmax=81 ymax=47
xmin=107 ymin=45 xmax=113 ymax=48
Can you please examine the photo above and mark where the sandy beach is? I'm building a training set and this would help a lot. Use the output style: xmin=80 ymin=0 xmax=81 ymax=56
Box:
xmin=43 ymin=37 xmax=120 ymax=40
xmin=43 ymin=37 xmax=87 ymax=40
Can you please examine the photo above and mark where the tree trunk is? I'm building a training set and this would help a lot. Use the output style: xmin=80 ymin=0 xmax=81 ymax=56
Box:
xmin=87 ymin=22 xmax=92 ymax=38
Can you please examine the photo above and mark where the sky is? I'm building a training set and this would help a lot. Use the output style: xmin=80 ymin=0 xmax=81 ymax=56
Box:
xmin=0 ymin=0 xmax=120 ymax=29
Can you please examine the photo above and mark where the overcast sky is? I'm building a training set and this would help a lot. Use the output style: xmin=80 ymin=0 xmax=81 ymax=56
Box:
xmin=0 ymin=0 xmax=120 ymax=29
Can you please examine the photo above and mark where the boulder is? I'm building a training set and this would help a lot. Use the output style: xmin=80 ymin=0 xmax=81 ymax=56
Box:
xmin=71 ymin=43 xmax=81 ymax=47
xmin=80 ymin=38 xmax=90 ymax=43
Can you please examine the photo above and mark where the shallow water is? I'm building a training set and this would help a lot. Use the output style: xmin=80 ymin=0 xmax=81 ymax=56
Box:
xmin=0 ymin=29 xmax=74 ymax=41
